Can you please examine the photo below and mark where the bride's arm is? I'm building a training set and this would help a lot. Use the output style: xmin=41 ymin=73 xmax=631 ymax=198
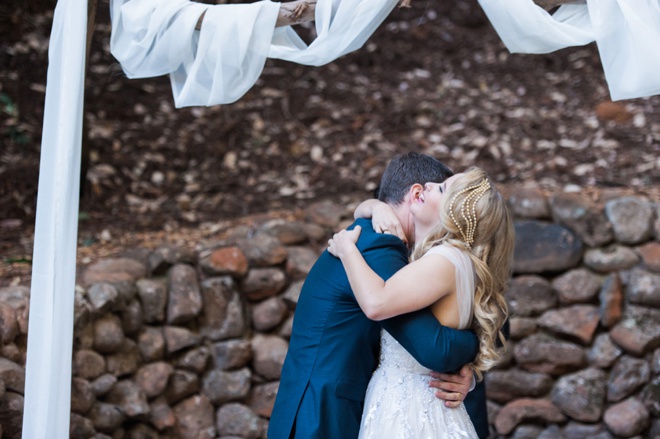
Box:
xmin=354 ymin=199 xmax=407 ymax=243
xmin=328 ymin=226 xmax=454 ymax=320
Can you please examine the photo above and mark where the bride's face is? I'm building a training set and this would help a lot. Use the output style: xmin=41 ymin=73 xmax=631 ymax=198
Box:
xmin=412 ymin=173 xmax=462 ymax=236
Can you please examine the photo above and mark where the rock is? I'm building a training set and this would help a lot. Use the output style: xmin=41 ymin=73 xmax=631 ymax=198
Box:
xmin=638 ymin=241 xmax=660 ymax=272
xmin=200 ymin=246 xmax=249 ymax=277
xmin=216 ymin=403 xmax=265 ymax=439
xmin=136 ymin=278 xmax=168 ymax=324
xmin=121 ymin=298 xmax=143 ymax=336
xmin=0 ymin=286 xmax=29 ymax=310
xmin=584 ymin=245 xmax=640 ymax=272
xmin=511 ymin=425 xmax=545 ymax=439
xmin=587 ymin=334 xmax=622 ymax=368
xmin=87 ymin=283 xmax=120 ymax=313
xmin=536 ymin=424 xmax=564 ymax=439
xmin=175 ymin=346 xmax=210 ymax=373
xmin=164 ymin=326 xmax=201 ymax=354
xmin=71 ymin=377 xmax=95 ymax=414
xmin=247 ymin=381 xmax=280 ymax=417
xmin=135 ymin=361 xmax=174 ymax=398
xmin=252 ymin=297 xmax=288 ymax=332
xmin=507 ymin=187 xmax=550 ymax=219
xmin=281 ymin=279 xmax=304 ymax=308
xmin=106 ymin=379 xmax=150 ymax=419
xmin=167 ymin=264 xmax=202 ymax=324
xmin=165 ymin=370 xmax=199 ymax=404
xmin=239 ymin=268 xmax=288 ymax=301
xmin=607 ymin=356 xmax=651 ymax=402
xmin=599 ymin=273 xmax=623 ymax=328
xmin=137 ymin=326 xmax=165 ymax=362
xmin=172 ymin=395 xmax=215 ymax=439
xmin=88 ymin=402 xmax=126 ymax=433
xmin=251 ymin=334 xmax=289 ymax=380
xmin=73 ymin=349 xmax=105 ymax=380
xmin=199 ymin=277 xmax=246 ymax=341
xmin=91 ymin=374 xmax=117 ymax=397
xmin=653 ymin=347 xmax=660 ymax=374
xmin=150 ymin=397 xmax=176 ymax=431
xmin=237 ymin=234 xmax=288 ymax=267
xmin=70 ymin=413 xmax=96 ymax=438
xmin=279 ymin=314 xmax=294 ymax=339
xmin=148 ymin=245 xmax=196 ymax=276
xmin=603 ymin=397 xmax=649 ymax=437
xmin=505 ymin=276 xmax=557 ymax=317
xmin=82 ymin=258 xmax=147 ymax=287
xmin=485 ymin=369 xmax=553 ymax=403
xmin=640 ymin=376 xmax=660 ymax=416
xmin=285 ymin=246 xmax=318 ymax=279
xmin=0 ymin=303 xmax=18 ymax=345
xmin=125 ymin=423 xmax=160 ymax=439
xmin=202 ymin=368 xmax=252 ymax=404
xmin=610 ymin=305 xmax=660 ymax=355
xmin=494 ymin=398 xmax=565 ymax=435
xmin=550 ymin=193 xmax=613 ymax=247
xmin=605 ymin=197 xmax=654 ymax=244
xmin=513 ymin=221 xmax=582 ymax=274
xmin=304 ymin=200 xmax=345 ymax=229
xmin=93 ymin=313 xmax=125 ymax=354
xmin=537 ymin=305 xmax=599 ymax=344
xmin=514 ymin=334 xmax=585 ymax=375
xmin=552 ymin=367 xmax=607 ymax=422
xmin=508 ymin=317 xmax=536 ymax=340
xmin=261 ymin=219 xmax=309 ymax=245
xmin=106 ymin=339 xmax=141 ymax=377
xmin=0 ymin=392 xmax=22 ymax=439
xmin=211 ymin=339 xmax=253 ymax=371
xmin=562 ymin=421 xmax=609 ymax=439
xmin=0 ymin=358 xmax=24 ymax=393
xmin=551 ymin=268 xmax=601 ymax=304
xmin=626 ymin=267 xmax=660 ymax=307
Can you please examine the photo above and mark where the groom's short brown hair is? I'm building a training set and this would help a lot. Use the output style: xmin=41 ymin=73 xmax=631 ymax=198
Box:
xmin=376 ymin=152 xmax=453 ymax=205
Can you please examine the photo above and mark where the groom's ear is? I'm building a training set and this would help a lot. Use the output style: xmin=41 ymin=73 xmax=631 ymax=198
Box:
xmin=410 ymin=183 xmax=424 ymax=202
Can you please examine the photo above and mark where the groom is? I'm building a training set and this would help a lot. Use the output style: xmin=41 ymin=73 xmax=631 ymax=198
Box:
xmin=268 ymin=153 xmax=487 ymax=439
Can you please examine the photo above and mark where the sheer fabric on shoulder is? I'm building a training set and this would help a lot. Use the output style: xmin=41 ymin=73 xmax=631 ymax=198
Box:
xmin=110 ymin=0 xmax=397 ymax=107
xmin=477 ymin=0 xmax=660 ymax=100
xmin=358 ymin=244 xmax=478 ymax=439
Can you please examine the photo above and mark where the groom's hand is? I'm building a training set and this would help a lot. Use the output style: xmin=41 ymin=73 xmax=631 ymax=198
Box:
xmin=428 ymin=365 xmax=474 ymax=408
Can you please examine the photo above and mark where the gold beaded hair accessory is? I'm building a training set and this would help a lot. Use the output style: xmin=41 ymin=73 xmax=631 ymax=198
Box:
xmin=447 ymin=178 xmax=491 ymax=247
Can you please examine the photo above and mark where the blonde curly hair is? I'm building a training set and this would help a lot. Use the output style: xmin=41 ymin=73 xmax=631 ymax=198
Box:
xmin=410 ymin=167 xmax=514 ymax=380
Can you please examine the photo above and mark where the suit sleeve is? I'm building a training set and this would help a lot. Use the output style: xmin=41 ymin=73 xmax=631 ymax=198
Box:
xmin=359 ymin=236 xmax=478 ymax=373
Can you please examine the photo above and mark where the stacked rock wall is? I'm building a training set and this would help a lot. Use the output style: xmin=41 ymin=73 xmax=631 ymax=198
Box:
xmin=0 ymin=191 xmax=658 ymax=438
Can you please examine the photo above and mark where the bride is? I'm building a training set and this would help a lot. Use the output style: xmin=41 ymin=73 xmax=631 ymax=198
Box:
xmin=328 ymin=167 xmax=514 ymax=438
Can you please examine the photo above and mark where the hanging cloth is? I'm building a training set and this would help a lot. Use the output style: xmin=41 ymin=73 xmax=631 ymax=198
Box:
xmin=110 ymin=0 xmax=397 ymax=107
xmin=477 ymin=0 xmax=660 ymax=101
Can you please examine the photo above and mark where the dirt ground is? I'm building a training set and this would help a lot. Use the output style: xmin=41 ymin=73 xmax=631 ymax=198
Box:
xmin=1 ymin=0 xmax=658 ymax=286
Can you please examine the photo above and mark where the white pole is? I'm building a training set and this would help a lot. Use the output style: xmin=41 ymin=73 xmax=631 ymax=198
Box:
xmin=22 ymin=0 xmax=88 ymax=436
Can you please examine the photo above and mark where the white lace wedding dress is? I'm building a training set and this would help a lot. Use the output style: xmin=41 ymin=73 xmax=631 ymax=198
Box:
xmin=359 ymin=245 xmax=479 ymax=439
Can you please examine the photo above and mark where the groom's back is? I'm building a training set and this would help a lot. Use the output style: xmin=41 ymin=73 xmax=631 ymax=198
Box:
xmin=268 ymin=219 xmax=408 ymax=439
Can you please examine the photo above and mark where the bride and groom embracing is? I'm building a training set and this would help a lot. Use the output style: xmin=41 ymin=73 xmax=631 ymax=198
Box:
xmin=268 ymin=152 xmax=514 ymax=438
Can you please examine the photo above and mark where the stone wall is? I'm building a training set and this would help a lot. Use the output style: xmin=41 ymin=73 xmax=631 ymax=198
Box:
xmin=0 ymin=189 xmax=658 ymax=438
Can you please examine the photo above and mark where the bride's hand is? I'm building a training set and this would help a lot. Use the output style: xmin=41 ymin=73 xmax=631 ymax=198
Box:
xmin=327 ymin=226 xmax=362 ymax=258
xmin=372 ymin=203 xmax=406 ymax=244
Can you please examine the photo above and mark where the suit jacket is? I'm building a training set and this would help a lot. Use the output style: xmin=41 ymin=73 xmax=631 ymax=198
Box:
xmin=268 ymin=219 xmax=482 ymax=439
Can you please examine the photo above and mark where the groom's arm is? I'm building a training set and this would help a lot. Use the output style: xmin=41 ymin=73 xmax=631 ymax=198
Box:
xmin=380 ymin=310 xmax=479 ymax=373
xmin=358 ymin=231 xmax=479 ymax=374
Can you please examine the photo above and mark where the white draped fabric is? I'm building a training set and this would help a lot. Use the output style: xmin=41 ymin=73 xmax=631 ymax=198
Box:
xmin=23 ymin=0 xmax=88 ymax=437
xmin=110 ymin=0 xmax=398 ymax=107
xmin=477 ymin=0 xmax=660 ymax=101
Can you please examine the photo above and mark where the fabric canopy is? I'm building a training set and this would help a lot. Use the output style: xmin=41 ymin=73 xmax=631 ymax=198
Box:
xmin=478 ymin=0 xmax=660 ymax=101
xmin=110 ymin=0 xmax=398 ymax=107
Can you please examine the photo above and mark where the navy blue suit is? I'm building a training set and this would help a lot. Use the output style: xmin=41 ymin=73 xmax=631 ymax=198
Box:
xmin=268 ymin=219 xmax=483 ymax=438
